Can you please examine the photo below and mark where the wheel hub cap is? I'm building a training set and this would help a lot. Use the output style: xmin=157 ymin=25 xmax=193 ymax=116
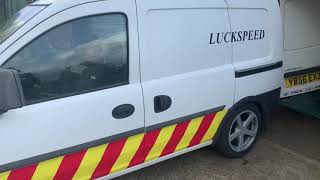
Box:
xmin=228 ymin=110 xmax=259 ymax=152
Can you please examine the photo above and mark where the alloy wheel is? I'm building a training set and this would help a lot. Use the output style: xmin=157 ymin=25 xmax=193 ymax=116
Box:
xmin=228 ymin=110 xmax=259 ymax=152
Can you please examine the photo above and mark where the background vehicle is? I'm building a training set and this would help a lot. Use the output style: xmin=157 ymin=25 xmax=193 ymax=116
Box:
xmin=0 ymin=0 xmax=282 ymax=179
xmin=280 ymin=0 xmax=320 ymax=97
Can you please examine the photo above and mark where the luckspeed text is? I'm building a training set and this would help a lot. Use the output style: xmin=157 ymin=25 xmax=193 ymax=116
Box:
xmin=209 ymin=30 xmax=265 ymax=44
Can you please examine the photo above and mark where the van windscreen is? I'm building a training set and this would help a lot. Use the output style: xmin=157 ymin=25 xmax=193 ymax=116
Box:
xmin=0 ymin=5 xmax=46 ymax=45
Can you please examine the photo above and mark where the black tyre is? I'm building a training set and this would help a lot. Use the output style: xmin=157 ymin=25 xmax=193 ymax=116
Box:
xmin=216 ymin=103 xmax=262 ymax=158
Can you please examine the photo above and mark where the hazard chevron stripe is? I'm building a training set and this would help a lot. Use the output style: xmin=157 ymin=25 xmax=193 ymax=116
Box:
xmin=7 ymin=164 xmax=37 ymax=180
xmin=160 ymin=120 xmax=190 ymax=157
xmin=90 ymin=139 xmax=127 ymax=179
xmin=145 ymin=124 xmax=177 ymax=162
xmin=54 ymin=150 xmax=87 ymax=179
xmin=73 ymin=144 xmax=107 ymax=180
xmin=0 ymin=171 xmax=10 ymax=179
xmin=188 ymin=113 xmax=217 ymax=147
xmin=201 ymin=110 xmax=227 ymax=143
xmin=175 ymin=117 xmax=203 ymax=152
xmin=110 ymin=134 xmax=144 ymax=174
xmin=32 ymin=156 xmax=64 ymax=179
xmin=0 ymin=109 xmax=227 ymax=180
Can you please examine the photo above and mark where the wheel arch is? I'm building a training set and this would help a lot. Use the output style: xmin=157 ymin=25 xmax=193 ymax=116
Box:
xmin=212 ymin=88 xmax=281 ymax=146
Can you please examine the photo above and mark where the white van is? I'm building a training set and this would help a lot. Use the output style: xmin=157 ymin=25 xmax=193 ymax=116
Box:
xmin=280 ymin=0 xmax=320 ymax=97
xmin=0 ymin=0 xmax=282 ymax=179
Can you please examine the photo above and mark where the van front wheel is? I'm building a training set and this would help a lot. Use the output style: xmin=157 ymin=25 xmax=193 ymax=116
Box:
xmin=216 ymin=104 xmax=262 ymax=158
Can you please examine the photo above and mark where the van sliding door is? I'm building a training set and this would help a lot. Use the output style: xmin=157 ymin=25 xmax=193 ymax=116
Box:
xmin=136 ymin=0 xmax=234 ymax=161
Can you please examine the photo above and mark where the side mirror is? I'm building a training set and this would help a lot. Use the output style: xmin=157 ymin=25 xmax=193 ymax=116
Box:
xmin=0 ymin=68 xmax=24 ymax=114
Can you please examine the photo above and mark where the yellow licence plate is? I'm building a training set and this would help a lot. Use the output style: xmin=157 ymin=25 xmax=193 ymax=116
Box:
xmin=285 ymin=71 xmax=320 ymax=88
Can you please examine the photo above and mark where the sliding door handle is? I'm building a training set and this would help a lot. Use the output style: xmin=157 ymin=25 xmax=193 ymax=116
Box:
xmin=154 ymin=95 xmax=172 ymax=113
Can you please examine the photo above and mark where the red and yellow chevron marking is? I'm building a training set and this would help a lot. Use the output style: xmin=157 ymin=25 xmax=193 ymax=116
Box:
xmin=0 ymin=110 xmax=227 ymax=180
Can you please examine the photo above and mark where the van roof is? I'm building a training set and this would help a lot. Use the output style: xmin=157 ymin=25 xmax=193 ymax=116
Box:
xmin=32 ymin=0 xmax=100 ymax=6
xmin=32 ymin=0 xmax=63 ymax=5
xmin=30 ymin=0 xmax=109 ymax=17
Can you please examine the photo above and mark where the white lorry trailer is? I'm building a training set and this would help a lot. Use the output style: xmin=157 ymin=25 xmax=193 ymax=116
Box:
xmin=280 ymin=0 xmax=320 ymax=97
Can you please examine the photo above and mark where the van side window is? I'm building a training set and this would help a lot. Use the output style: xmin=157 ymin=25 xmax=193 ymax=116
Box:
xmin=3 ymin=14 xmax=128 ymax=105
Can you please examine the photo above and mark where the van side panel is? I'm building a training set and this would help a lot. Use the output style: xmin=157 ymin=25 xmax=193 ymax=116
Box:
xmin=230 ymin=9 xmax=270 ymax=65
xmin=139 ymin=9 xmax=232 ymax=80
xmin=136 ymin=0 xmax=235 ymax=129
xmin=226 ymin=0 xmax=283 ymax=103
